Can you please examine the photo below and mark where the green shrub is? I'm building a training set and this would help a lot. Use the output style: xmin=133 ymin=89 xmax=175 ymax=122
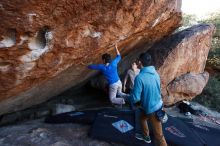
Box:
xmin=194 ymin=75 xmax=220 ymax=112
xmin=207 ymin=36 xmax=220 ymax=68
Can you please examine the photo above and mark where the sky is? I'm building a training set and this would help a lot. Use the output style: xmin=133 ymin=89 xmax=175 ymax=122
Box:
xmin=181 ymin=0 xmax=220 ymax=19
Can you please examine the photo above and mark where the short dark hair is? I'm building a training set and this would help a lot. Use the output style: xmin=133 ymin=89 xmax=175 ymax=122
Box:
xmin=102 ymin=53 xmax=111 ymax=63
xmin=131 ymin=59 xmax=138 ymax=66
xmin=138 ymin=52 xmax=152 ymax=67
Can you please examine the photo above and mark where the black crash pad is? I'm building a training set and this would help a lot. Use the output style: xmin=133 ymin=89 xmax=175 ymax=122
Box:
xmin=89 ymin=109 xmax=151 ymax=146
xmin=45 ymin=108 xmax=220 ymax=146
xmin=45 ymin=108 xmax=101 ymax=124
xmin=89 ymin=110 xmax=205 ymax=146
xmin=183 ymin=120 xmax=220 ymax=146
xmin=44 ymin=107 xmax=123 ymax=124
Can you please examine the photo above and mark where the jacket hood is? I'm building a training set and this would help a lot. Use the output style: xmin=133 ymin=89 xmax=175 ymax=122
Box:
xmin=140 ymin=66 xmax=156 ymax=74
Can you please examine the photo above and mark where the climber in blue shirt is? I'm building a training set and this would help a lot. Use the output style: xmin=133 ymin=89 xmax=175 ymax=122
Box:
xmin=88 ymin=44 xmax=128 ymax=105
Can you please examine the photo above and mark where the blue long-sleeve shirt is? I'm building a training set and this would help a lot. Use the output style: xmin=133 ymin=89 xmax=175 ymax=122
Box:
xmin=130 ymin=66 xmax=163 ymax=114
xmin=88 ymin=55 xmax=121 ymax=85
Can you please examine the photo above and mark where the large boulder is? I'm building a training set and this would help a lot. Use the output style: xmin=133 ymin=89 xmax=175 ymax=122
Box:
xmin=148 ymin=24 xmax=215 ymax=105
xmin=0 ymin=0 xmax=182 ymax=115
xmin=166 ymin=72 xmax=209 ymax=104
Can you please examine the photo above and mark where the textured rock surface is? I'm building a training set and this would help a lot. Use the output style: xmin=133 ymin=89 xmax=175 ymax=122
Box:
xmin=148 ymin=24 xmax=215 ymax=105
xmin=0 ymin=0 xmax=182 ymax=115
xmin=167 ymin=72 xmax=209 ymax=104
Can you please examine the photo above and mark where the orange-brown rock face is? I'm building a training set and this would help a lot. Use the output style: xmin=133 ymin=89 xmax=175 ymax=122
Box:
xmin=148 ymin=24 xmax=215 ymax=105
xmin=0 ymin=0 xmax=182 ymax=115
